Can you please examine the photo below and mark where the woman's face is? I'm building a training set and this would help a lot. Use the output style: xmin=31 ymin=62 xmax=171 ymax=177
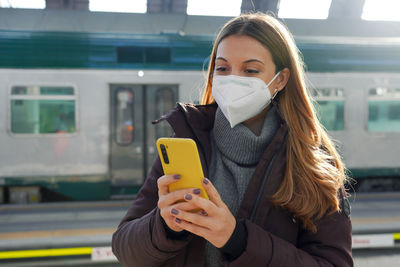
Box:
xmin=214 ymin=34 xmax=281 ymax=97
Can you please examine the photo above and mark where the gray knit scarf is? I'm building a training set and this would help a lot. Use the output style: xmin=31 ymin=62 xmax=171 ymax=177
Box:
xmin=205 ymin=106 xmax=279 ymax=267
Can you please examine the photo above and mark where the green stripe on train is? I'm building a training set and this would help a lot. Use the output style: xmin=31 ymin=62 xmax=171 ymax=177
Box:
xmin=349 ymin=168 xmax=400 ymax=178
xmin=1 ymin=30 xmax=400 ymax=72
xmin=4 ymin=175 xmax=111 ymax=201
xmin=3 ymin=174 xmax=143 ymax=201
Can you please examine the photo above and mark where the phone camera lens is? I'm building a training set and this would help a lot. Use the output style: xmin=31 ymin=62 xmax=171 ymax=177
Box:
xmin=160 ymin=144 xmax=169 ymax=164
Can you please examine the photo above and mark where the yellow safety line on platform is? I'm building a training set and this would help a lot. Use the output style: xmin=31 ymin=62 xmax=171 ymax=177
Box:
xmin=394 ymin=233 xmax=400 ymax=241
xmin=0 ymin=227 xmax=115 ymax=240
xmin=0 ymin=247 xmax=92 ymax=259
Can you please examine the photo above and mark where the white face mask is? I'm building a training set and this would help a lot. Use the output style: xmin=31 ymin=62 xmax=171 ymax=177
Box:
xmin=212 ymin=71 xmax=281 ymax=128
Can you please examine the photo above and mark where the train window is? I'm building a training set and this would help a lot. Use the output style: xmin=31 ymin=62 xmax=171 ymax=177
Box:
xmin=116 ymin=46 xmax=171 ymax=64
xmin=117 ymin=47 xmax=143 ymax=63
xmin=10 ymin=86 xmax=76 ymax=134
xmin=11 ymin=86 xmax=28 ymax=95
xmin=368 ymin=88 xmax=400 ymax=132
xmin=369 ymin=105 xmax=379 ymax=121
xmin=115 ymin=89 xmax=134 ymax=145
xmin=145 ymin=47 xmax=171 ymax=64
xmin=388 ymin=105 xmax=400 ymax=120
xmin=155 ymin=88 xmax=174 ymax=139
xmin=311 ymin=88 xmax=344 ymax=131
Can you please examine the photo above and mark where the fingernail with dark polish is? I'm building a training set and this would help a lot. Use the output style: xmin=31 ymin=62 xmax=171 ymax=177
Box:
xmin=173 ymin=174 xmax=181 ymax=180
xmin=193 ymin=188 xmax=201 ymax=195
xmin=175 ymin=218 xmax=182 ymax=223
xmin=184 ymin=194 xmax=192 ymax=200
xmin=171 ymin=208 xmax=179 ymax=215
xmin=203 ymin=178 xmax=209 ymax=184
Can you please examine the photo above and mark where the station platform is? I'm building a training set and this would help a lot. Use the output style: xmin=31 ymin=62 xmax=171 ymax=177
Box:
xmin=0 ymin=201 xmax=126 ymax=265
xmin=350 ymin=192 xmax=400 ymax=249
xmin=0 ymin=201 xmax=125 ymax=251
xmin=0 ymin=192 xmax=399 ymax=265
xmin=351 ymin=192 xmax=400 ymax=234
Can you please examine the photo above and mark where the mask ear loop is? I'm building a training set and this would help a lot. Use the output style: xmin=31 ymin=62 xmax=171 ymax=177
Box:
xmin=266 ymin=71 xmax=281 ymax=101
xmin=266 ymin=71 xmax=281 ymax=88
xmin=271 ymin=88 xmax=279 ymax=100
xmin=267 ymin=71 xmax=282 ymax=102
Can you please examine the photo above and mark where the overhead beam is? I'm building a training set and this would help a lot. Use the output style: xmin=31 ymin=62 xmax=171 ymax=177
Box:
xmin=2 ymin=9 xmax=400 ymax=37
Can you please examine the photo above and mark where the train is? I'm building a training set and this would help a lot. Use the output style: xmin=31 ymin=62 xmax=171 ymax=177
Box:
xmin=1 ymin=12 xmax=400 ymax=203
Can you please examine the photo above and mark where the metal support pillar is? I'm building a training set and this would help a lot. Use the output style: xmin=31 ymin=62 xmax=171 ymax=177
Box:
xmin=147 ymin=0 xmax=188 ymax=14
xmin=328 ymin=0 xmax=366 ymax=19
xmin=241 ymin=0 xmax=280 ymax=15
xmin=46 ymin=0 xmax=89 ymax=10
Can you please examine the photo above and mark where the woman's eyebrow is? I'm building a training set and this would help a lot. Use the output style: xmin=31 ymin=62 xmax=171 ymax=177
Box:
xmin=243 ymin=59 xmax=264 ymax=65
xmin=215 ymin=57 xmax=228 ymax=62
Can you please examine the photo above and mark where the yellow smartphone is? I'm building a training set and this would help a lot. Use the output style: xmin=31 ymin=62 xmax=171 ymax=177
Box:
xmin=156 ymin=138 xmax=209 ymax=199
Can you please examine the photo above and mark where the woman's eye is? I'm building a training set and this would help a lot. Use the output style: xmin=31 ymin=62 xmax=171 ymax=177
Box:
xmin=215 ymin=67 xmax=227 ymax=72
xmin=245 ymin=69 xmax=259 ymax=74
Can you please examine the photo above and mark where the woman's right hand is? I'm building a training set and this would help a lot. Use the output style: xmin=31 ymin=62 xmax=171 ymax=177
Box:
xmin=157 ymin=174 xmax=202 ymax=232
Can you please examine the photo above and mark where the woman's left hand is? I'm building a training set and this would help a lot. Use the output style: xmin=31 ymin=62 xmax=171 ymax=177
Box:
xmin=169 ymin=178 xmax=236 ymax=248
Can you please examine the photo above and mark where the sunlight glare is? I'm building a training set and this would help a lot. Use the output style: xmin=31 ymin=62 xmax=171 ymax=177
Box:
xmin=278 ymin=0 xmax=332 ymax=19
xmin=0 ymin=0 xmax=44 ymax=9
xmin=90 ymin=0 xmax=146 ymax=13
xmin=362 ymin=0 xmax=400 ymax=21
xmin=187 ymin=0 xmax=241 ymax=16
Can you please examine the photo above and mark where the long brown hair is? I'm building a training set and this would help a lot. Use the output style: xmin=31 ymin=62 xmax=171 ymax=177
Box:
xmin=202 ymin=13 xmax=348 ymax=232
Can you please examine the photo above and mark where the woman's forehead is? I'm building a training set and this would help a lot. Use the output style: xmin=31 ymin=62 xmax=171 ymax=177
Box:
xmin=216 ymin=35 xmax=273 ymax=63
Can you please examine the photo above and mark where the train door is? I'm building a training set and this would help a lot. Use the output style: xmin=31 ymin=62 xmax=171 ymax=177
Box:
xmin=145 ymin=85 xmax=178 ymax=174
xmin=109 ymin=84 xmax=177 ymax=197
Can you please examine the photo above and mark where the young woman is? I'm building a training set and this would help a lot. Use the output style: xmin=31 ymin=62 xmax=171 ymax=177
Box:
xmin=112 ymin=13 xmax=353 ymax=267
